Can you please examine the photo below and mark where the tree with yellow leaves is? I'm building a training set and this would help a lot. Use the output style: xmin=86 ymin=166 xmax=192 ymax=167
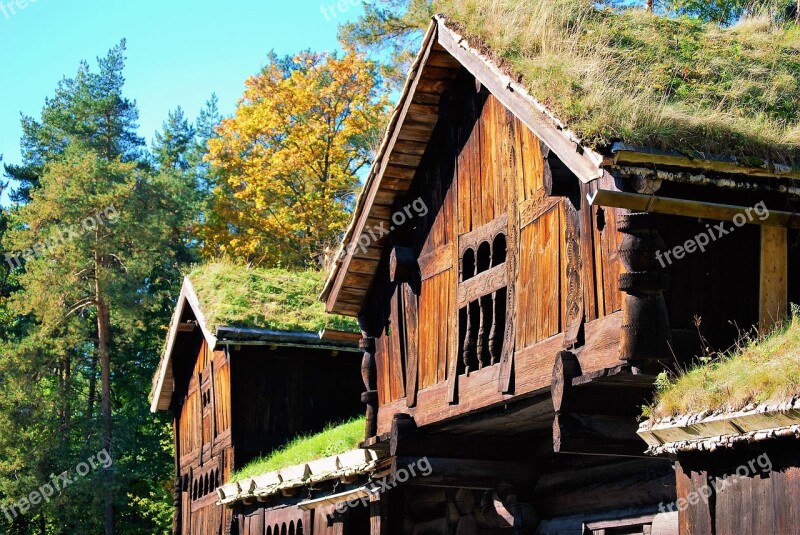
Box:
xmin=202 ymin=50 xmax=389 ymax=267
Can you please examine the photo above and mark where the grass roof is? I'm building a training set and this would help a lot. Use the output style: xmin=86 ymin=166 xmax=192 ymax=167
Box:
xmin=645 ymin=310 xmax=800 ymax=420
xmin=187 ymin=262 xmax=359 ymax=333
xmin=436 ymin=0 xmax=800 ymax=166
xmin=230 ymin=416 xmax=366 ymax=482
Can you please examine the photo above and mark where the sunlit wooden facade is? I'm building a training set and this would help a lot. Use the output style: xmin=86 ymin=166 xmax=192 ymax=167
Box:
xmin=321 ymin=16 xmax=800 ymax=534
xmin=151 ymin=278 xmax=364 ymax=535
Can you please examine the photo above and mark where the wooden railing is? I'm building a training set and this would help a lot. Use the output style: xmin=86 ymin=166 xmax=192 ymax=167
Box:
xmin=458 ymin=216 xmax=508 ymax=375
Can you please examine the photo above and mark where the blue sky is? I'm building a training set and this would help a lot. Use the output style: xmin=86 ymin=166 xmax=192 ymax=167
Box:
xmin=0 ymin=0 xmax=364 ymax=201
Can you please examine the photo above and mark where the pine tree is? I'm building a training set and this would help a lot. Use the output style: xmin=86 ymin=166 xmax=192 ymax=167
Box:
xmin=4 ymin=40 xmax=143 ymax=203
xmin=153 ymin=106 xmax=195 ymax=171
xmin=1 ymin=41 xmax=195 ymax=535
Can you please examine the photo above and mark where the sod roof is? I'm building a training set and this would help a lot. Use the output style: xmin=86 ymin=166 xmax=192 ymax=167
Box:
xmin=229 ymin=417 xmax=366 ymax=482
xmin=187 ymin=262 xmax=359 ymax=334
xmin=436 ymin=0 xmax=800 ymax=167
xmin=645 ymin=312 xmax=800 ymax=421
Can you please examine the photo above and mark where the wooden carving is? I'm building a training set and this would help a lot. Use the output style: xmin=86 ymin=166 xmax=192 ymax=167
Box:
xmin=457 ymin=263 xmax=508 ymax=307
xmin=563 ymin=199 xmax=584 ymax=348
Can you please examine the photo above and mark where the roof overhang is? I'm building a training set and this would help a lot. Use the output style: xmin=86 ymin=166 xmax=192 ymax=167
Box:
xmin=321 ymin=15 xmax=800 ymax=318
xmin=638 ymin=399 xmax=800 ymax=455
xmin=216 ymin=448 xmax=387 ymax=507
xmin=149 ymin=277 xmax=217 ymax=413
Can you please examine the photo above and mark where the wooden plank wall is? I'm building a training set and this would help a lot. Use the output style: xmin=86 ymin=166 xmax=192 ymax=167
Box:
xmin=676 ymin=440 xmax=800 ymax=534
xmin=369 ymin=70 xmax=626 ymax=410
xmin=174 ymin=336 xmax=233 ymax=535
xmin=231 ymin=346 xmax=363 ymax=469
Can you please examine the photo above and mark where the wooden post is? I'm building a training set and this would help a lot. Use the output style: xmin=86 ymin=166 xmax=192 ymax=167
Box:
xmin=617 ymin=212 xmax=672 ymax=372
xmin=759 ymin=225 xmax=788 ymax=332
xmin=359 ymin=336 xmax=379 ymax=440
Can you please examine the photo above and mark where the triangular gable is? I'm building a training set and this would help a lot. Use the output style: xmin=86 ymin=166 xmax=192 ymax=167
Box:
xmin=321 ymin=16 xmax=605 ymax=317
xmin=150 ymin=277 xmax=217 ymax=413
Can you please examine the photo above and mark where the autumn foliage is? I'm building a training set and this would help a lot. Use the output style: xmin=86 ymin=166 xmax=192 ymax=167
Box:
xmin=202 ymin=50 xmax=389 ymax=268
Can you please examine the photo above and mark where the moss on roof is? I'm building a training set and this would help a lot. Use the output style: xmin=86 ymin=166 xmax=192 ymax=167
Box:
xmin=436 ymin=0 xmax=800 ymax=166
xmin=187 ymin=262 xmax=359 ymax=333
xmin=230 ymin=416 xmax=366 ymax=482
xmin=646 ymin=311 xmax=800 ymax=420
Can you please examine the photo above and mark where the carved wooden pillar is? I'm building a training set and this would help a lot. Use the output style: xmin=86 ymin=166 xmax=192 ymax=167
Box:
xmin=617 ymin=212 xmax=672 ymax=372
xmin=359 ymin=336 xmax=378 ymax=440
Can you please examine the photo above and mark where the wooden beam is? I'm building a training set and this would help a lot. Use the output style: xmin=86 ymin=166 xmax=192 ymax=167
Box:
xmin=319 ymin=329 xmax=362 ymax=343
xmin=389 ymin=414 xmax=533 ymax=461
xmin=759 ymin=225 xmax=788 ymax=331
xmin=392 ymin=456 xmax=537 ymax=489
xmin=612 ymin=143 xmax=800 ymax=181
xmin=588 ymin=189 xmax=800 ymax=228
xmin=553 ymin=413 xmax=648 ymax=458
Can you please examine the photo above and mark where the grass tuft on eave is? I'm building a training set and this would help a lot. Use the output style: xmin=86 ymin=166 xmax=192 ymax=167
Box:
xmin=645 ymin=310 xmax=800 ymax=420
xmin=230 ymin=416 xmax=366 ymax=482
xmin=187 ymin=261 xmax=359 ymax=334
xmin=436 ymin=0 xmax=800 ymax=166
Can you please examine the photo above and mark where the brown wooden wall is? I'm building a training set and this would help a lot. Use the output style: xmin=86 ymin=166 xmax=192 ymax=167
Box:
xmin=675 ymin=439 xmax=800 ymax=535
xmin=363 ymin=65 xmax=795 ymax=435
xmin=172 ymin=334 xmax=233 ymax=535
xmin=231 ymin=345 xmax=364 ymax=468
xmin=170 ymin=336 xmax=362 ymax=534
xmin=366 ymin=70 xmax=623 ymax=417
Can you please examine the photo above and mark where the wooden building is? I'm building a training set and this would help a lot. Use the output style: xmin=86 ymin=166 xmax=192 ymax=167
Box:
xmin=640 ymin=398 xmax=800 ymax=534
xmin=319 ymin=15 xmax=800 ymax=534
xmin=150 ymin=265 xmax=364 ymax=535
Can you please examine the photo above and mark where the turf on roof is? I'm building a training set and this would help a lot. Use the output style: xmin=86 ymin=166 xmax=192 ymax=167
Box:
xmin=187 ymin=262 xmax=358 ymax=333
xmin=645 ymin=311 xmax=800 ymax=420
xmin=436 ymin=0 xmax=800 ymax=166
xmin=229 ymin=416 xmax=366 ymax=482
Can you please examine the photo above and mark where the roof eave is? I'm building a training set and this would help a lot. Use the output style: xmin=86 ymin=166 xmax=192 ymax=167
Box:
xmin=149 ymin=277 xmax=218 ymax=413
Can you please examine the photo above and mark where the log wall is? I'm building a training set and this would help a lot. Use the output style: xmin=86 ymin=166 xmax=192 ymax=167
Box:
xmin=675 ymin=438 xmax=800 ymax=535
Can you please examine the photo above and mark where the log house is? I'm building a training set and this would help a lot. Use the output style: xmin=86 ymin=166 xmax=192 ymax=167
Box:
xmin=150 ymin=268 xmax=364 ymax=535
xmin=319 ymin=16 xmax=800 ymax=533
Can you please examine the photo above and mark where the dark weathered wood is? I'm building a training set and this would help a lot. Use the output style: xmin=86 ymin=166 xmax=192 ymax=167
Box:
xmin=553 ymin=413 xmax=647 ymax=457
xmin=435 ymin=18 xmax=602 ymax=183
xmin=759 ymin=225 xmax=788 ymax=331
xmin=550 ymin=351 xmax=581 ymax=414
xmin=458 ymin=214 xmax=508 ymax=257
xmin=588 ymin=188 xmax=800 ymax=229
xmin=392 ymin=457 xmax=537 ymax=489
xmin=519 ymin=193 xmax=560 ymax=229
xmin=498 ymin=112 xmax=520 ymax=394
xmin=390 ymin=246 xmax=418 ymax=283
xmin=562 ymin=199 xmax=584 ymax=348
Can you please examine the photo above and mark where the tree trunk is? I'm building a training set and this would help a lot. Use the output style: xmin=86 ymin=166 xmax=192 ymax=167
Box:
xmin=87 ymin=355 xmax=97 ymax=416
xmin=646 ymin=0 xmax=654 ymax=13
xmin=95 ymin=263 xmax=114 ymax=535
